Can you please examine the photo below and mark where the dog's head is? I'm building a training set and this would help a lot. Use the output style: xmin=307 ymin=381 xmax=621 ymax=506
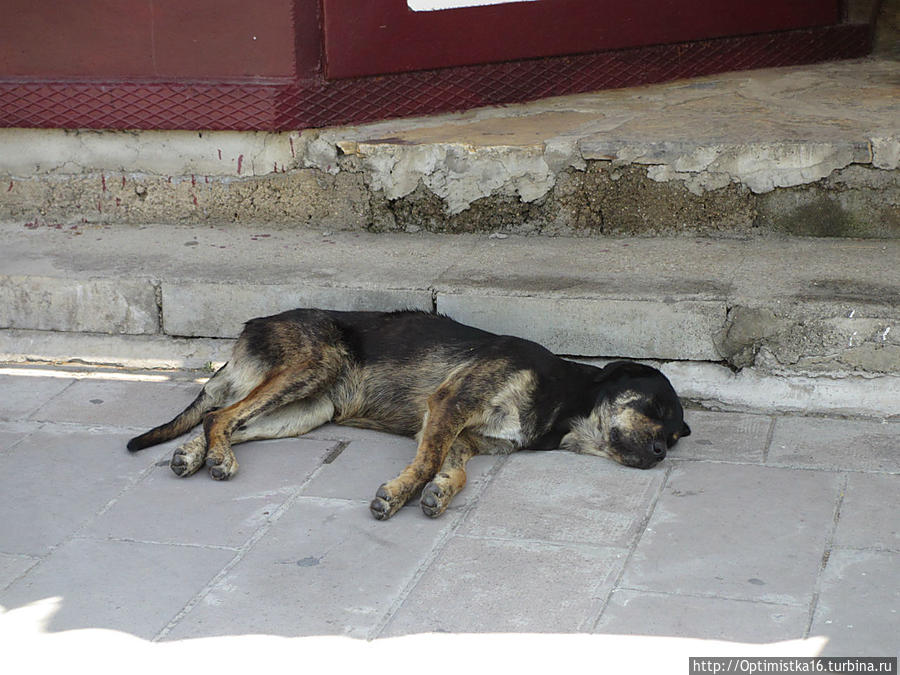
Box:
xmin=566 ymin=361 xmax=690 ymax=469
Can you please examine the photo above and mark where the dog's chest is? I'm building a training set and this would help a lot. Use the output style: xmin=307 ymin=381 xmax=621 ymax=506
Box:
xmin=473 ymin=370 xmax=536 ymax=446
xmin=477 ymin=408 xmax=525 ymax=444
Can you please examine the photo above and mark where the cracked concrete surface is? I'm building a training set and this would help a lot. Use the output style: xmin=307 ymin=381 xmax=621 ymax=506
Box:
xmin=1 ymin=59 xmax=897 ymax=235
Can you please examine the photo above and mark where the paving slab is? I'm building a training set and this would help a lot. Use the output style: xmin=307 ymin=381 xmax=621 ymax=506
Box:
xmin=163 ymin=497 xmax=460 ymax=640
xmin=0 ymin=373 xmax=73 ymax=421
xmin=767 ymin=417 xmax=900 ymax=473
xmin=670 ymin=410 xmax=772 ymax=463
xmin=622 ymin=463 xmax=840 ymax=606
xmin=85 ymin=437 xmax=338 ymax=548
xmin=300 ymin=429 xmax=415 ymax=502
xmin=1 ymin=368 xmax=899 ymax=656
xmin=383 ymin=535 xmax=624 ymax=635
xmin=809 ymin=548 xmax=900 ymax=657
xmin=460 ymin=451 xmax=664 ymax=548
xmin=304 ymin=422 xmax=503 ymax=510
xmin=594 ymin=589 xmax=809 ymax=643
xmin=0 ymin=426 xmax=175 ymax=555
xmin=0 ymin=537 xmax=235 ymax=639
xmin=29 ymin=378 xmax=201 ymax=429
xmin=833 ymin=473 xmax=900 ymax=551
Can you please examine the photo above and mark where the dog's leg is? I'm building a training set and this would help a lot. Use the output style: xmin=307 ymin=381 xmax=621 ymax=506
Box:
xmin=169 ymin=395 xmax=335 ymax=478
xmin=170 ymin=433 xmax=208 ymax=477
xmin=419 ymin=432 xmax=478 ymax=518
xmin=229 ymin=395 xmax=335 ymax=443
xmin=419 ymin=433 xmax=515 ymax=517
xmin=202 ymin=359 xmax=339 ymax=480
xmin=369 ymin=382 xmax=477 ymax=520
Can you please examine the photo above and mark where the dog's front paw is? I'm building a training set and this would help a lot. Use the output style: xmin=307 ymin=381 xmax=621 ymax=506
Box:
xmin=369 ymin=484 xmax=404 ymax=521
xmin=420 ymin=481 xmax=450 ymax=518
xmin=170 ymin=438 xmax=206 ymax=477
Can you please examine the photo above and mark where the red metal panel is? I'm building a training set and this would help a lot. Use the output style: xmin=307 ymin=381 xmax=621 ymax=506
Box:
xmin=322 ymin=0 xmax=841 ymax=79
xmin=1 ymin=1 xmax=156 ymax=78
xmin=150 ymin=0 xmax=298 ymax=79
xmin=0 ymin=24 xmax=870 ymax=131
xmin=294 ymin=0 xmax=326 ymax=79
xmin=0 ymin=0 xmax=298 ymax=79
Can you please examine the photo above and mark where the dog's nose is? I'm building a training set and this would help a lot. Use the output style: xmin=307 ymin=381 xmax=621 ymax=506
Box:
xmin=650 ymin=439 xmax=667 ymax=460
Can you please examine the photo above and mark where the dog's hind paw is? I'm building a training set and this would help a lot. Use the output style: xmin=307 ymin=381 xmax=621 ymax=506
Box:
xmin=420 ymin=482 xmax=449 ymax=518
xmin=169 ymin=435 xmax=208 ymax=478
xmin=170 ymin=448 xmax=204 ymax=477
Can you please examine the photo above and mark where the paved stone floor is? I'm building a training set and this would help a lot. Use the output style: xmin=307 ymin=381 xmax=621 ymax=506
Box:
xmin=0 ymin=364 xmax=897 ymax=668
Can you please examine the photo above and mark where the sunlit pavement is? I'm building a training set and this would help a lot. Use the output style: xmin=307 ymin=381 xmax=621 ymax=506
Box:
xmin=1 ymin=364 xmax=898 ymax=669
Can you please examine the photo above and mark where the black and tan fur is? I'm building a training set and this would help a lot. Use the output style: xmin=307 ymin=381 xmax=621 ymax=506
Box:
xmin=128 ymin=309 xmax=690 ymax=520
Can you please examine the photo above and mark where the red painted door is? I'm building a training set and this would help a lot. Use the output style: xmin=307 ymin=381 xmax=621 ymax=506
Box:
xmin=322 ymin=0 xmax=840 ymax=78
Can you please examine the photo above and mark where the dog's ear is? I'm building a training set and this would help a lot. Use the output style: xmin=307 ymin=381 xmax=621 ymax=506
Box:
xmin=593 ymin=360 xmax=633 ymax=385
xmin=590 ymin=364 xmax=614 ymax=394
xmin=667 ymin=421 xmax=691 ymax=447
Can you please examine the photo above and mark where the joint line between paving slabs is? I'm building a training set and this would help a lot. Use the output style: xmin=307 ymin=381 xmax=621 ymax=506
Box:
xmin=762 ymin=416 xmax=777 ymax=464
xmin=150 ymin=439 xmax=346 ymax=642
xmin=830 ymin=542 xmax=900 ymax=554
xmin=452 ymin=531 xmax=630 ymax=551
xmin=91 ymin=451 xmax=173 ymax=523
xmin=24 ymin=379 xmax=80 ymax=423
xmin=804 ymin=472 xmax=848 ymax=639
xmin=322 ymin=439 xmax=350 ymax=464
xmin=586 ymin=462 xmax=674 ymax=633
xmin=0 ymin=556 xmax=42 ymax=594
xmin=369 ymin=454 xmax=511 ymax=640
xmin=88 ymin=534 xmax=242 ymax=552
xmin=613 ymin=585 xmax=808 ymax=608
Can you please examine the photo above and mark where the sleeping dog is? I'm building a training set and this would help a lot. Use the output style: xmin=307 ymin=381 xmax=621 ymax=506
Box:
xmin=128 ymin=309 xmax=690 ymax=520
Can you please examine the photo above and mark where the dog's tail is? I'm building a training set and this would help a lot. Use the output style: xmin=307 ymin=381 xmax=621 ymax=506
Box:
xmin=126 ymin=364 xmax=230 ymax=452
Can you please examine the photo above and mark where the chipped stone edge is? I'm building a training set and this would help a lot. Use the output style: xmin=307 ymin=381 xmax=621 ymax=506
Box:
xmin=2 ymin=127 xmax=897 ymax=217
xmin=583 ymin=139 xmax=899 ymax=195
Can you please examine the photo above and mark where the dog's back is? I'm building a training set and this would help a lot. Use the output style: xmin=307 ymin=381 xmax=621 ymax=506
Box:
xmin=303 ymin=310 xmax=572 ymax=437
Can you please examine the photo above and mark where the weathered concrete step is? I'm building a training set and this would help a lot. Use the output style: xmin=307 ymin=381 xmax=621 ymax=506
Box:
xmin=2 ymin=221 xmax=898 ymax=417
xmin=1 ymin=59 xmax=897 ymax=237
xmin=1 ymin=221 xmax=898 ymax=368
